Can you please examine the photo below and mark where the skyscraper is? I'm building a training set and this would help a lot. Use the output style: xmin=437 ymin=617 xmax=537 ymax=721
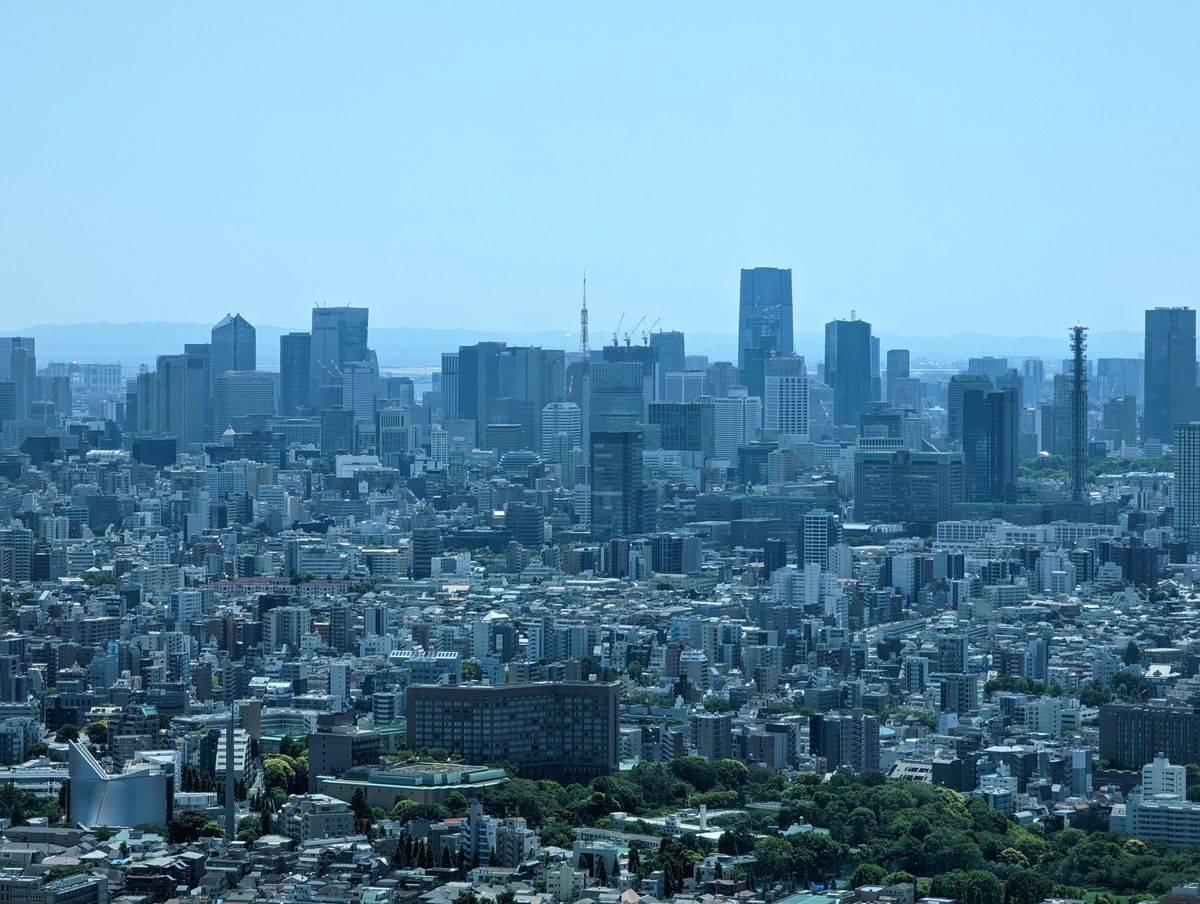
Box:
xmin=1175 ymin=422 xmax=1200 ymax=547
xmin=589 ymin=361 xmax=645 ymax=432
xmin=886 ymin=349 xmax=910 ymax=404
xmin=541 ymin=401 xmax=583 ymax=470
xmin=648 ymin=400 xmax=715 ymax=454
xmin=213 ymin=371 xmax=275 ymax=438
xmin=591 ymin=427 xmax=647 ymax=539
xmin=763 ymin=357 xmax=809 ymax=438
xmin=649 ymin=330 xmax=685 ymax=400
xmin=1144 ymin=307 xmax=1197 ymax=443
xmin=311 ymin=306 xmax=369 ymax=409
xmin=1022 ymin=358 xmax=1045 ymax=404
xmin=870 ymin=335 xmax=882 ymax=401
xmin=211 ymin=313 xmax=256 ymax=378
xmin=711 ymin=391 xmax=762 ymax=459
xmin=961 ymin=388 xmax=1019 ymax=502
xmin=280 ymin=332 xmax=312 ymax=416
xmin=737 ymin=268 xmax=793 ymax=369
xmin=154 ymin=353 xmax=208 ymax=448
xmin=824 ymin=317 xmax=872 ymax=426
xmin=0 ymin=338 xmax=35 ymax=421
xmin=947 ymin=373 xmax=993 ymax=445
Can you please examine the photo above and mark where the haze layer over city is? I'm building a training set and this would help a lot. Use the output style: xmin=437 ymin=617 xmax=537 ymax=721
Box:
xmin=3 ymin=6 xmax=1200 ymax=904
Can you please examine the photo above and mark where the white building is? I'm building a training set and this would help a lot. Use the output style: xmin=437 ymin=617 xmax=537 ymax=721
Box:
xmin=765 ymin=373 xmax=809 ymax=438
xmin=1143 ymin=754 xmax=1188 ymax=799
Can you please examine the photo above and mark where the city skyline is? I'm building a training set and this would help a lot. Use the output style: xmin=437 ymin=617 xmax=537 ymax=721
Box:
xmin=6 ymin=7 xmax=1200 ymax=901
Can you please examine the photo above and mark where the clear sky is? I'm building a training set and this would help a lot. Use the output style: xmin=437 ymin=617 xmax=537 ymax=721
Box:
xmin=2 ymin=4 xmax=1198 ymax=338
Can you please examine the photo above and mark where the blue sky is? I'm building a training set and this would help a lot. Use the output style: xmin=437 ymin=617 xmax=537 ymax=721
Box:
xmin=2 ymin=4 xmax=1198 ymax=338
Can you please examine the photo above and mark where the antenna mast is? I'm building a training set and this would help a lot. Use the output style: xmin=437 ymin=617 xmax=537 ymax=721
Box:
xmin=1070 ymin=322 xmax=1089 ymax=502
xmin=580 ymin=272 xmax=589 ymax=359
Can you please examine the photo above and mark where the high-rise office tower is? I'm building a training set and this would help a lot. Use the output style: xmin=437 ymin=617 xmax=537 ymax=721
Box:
xmin=440 ymin=352 xmax=460 ymax=418
xmin=183 ymin=341 xmax=213 ymax=437
xmin=947 ymin=373 xmax=993 ymax=445
xmin=705 ymin=361 xmax=739 ymax=398
xmin=311 ymin=306 xmax=369 ymax=409
xmin=154 ymin=353 xmax=208 ymax=448
xmin=1022 ymin=359 xmax=1045 ymax=405
xmin=1095 ymin=357 xmax=1143 ymax=403
xmin=648 ymin=400 xmax=715 ymax=454
xmin=763 ymin=357 xmax=809 ymax=438
xmin=1144 ymin=307 xmax=1197 ymax=443
xmin=541 ymin=401 xmax=583 ymax=470
xmin=589 ymin=361 xmax=645 ymax=432
xmin=799 ymin=509 xmax=843 ymax=570
xmin=711 ymin=391 xmax=763 ymax=459
xmin=886 ymin=349 xmax=910 ymax=403
xmin=870 ymin=336 xmax=882 ymax=401
xmin=342 ymin=357 xmax=379 ymax=429
xmin=213 ymin=371 xmax=275 ymax=438
xmin=824 ymin=317 xmax=873 ymax=426
xmin=649 ymin=331 xmax=685 ymax=400
xmin=497 ymin=345 xmax=566 ymax=444
xmin=0 ymin=338 xmax=35 ymax=422
xmin=961 ymin=388 xmax=1019 ymax=502
xmin=1102 ymin=396 xmax=1138 ymax=447
xmin=968 ymin=357 xmax=1009 ymax=382
xmin=737 ymin=267 xmax=793 ymax=369
xmin=211 ymin=313 xmax=256 ymax=378
xmin=320 ymin=407 xmax=355 ymax=456
xmin=455 ymin=341 xmax=505 ymax=426
xmin=591 ymin=427 xmax=647 ymax=539
xmin=280 ymin=332 xmax=312 ymax=415
xmin=664 ymin=371 xmax=706 ymax=403
xmin=890 ymin=377 xmax=922 ymax=412
xmin=1175 ymin=422 xmax=1200 ymax=547
xmin=453 ymin=343 xmax=564 ymax=448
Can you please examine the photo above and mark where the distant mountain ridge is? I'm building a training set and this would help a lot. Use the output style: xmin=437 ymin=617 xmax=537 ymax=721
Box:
xmin=9 ymin=320 xmax=1146 ymax=371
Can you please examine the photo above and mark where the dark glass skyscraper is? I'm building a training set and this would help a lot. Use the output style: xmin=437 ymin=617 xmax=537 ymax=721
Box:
xmin=886 ymin=348 xmax=910 ymax=403
xmin=311 ymin=306 xmax=369 ymax=409
xmin=591 ymin=427 xmax=647 ymax=539
xmin=824 ymin=318 xmax=873 ymax=426
xmin=154 ymin=353 xmax=208 ymax=449
xmin=280 ymin=332 xmax=312 ymax=416
xmin=1144 ymin=307 xmax=1197 ymax=443
xmin=211 ymin=313 xmax=256 ymax=378
xmin=961 ymin=387 xmax=1019 ymax=502
xmin=738 ymin=267 xmax=793 ymax=369
xmin=649 ymin=330 xmax=685 ymax=400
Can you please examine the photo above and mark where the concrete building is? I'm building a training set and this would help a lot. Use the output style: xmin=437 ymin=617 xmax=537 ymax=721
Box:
xmin=277 ymin=792 xmax=355 ymax=841
xmin=406 ymin=682 xmax=620 ymax=782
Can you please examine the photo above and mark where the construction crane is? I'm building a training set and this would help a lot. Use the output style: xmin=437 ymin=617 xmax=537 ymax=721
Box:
xmin=641 ymin=317 xmax=661 ymax=344
xmin=624 ymin=316 xmax=645 ymax=346
xmin=612 ymin=313 xmax=625 ymax=347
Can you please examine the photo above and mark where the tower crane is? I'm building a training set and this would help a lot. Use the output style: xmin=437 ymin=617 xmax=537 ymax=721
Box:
xmin=624 ymin=316 xmax=645 ymax=346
